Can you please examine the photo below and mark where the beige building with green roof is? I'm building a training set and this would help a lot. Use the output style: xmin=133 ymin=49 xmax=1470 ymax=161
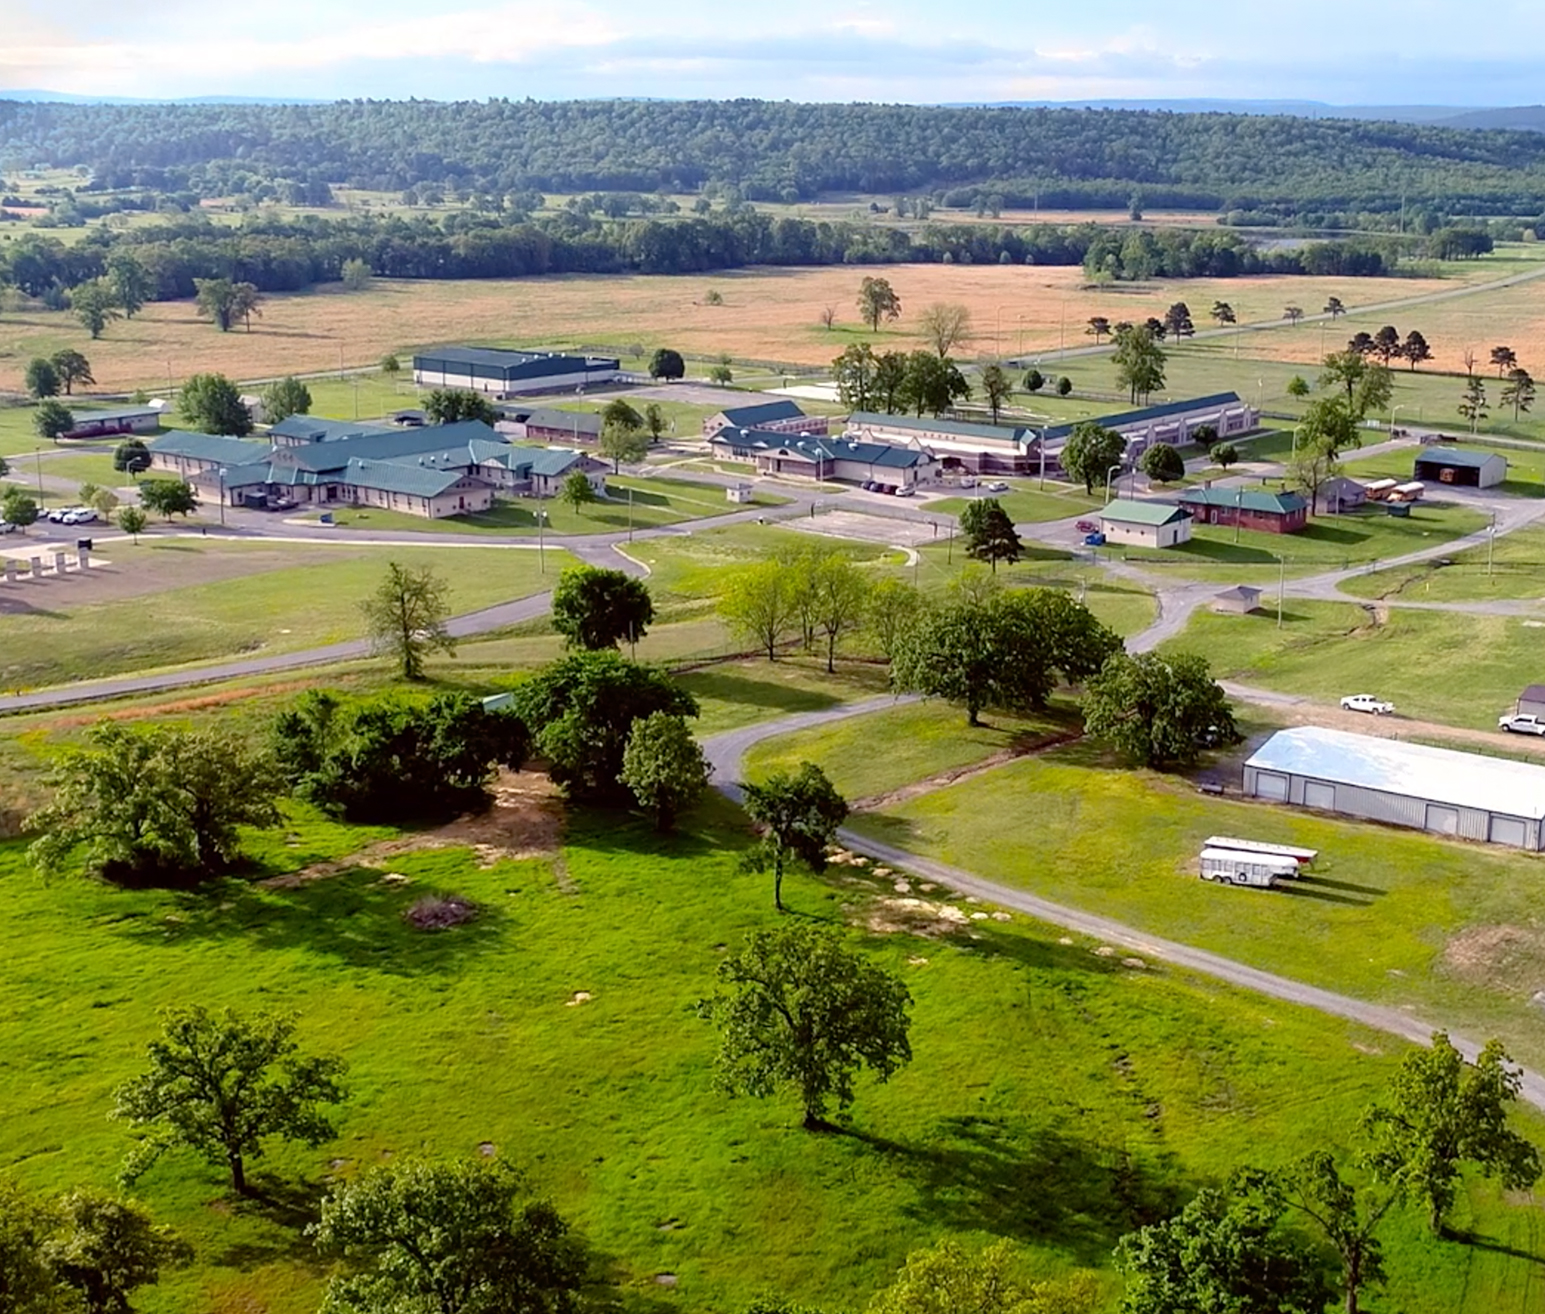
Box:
xmin=1098 ymin=499 xmax=1194 ymax=549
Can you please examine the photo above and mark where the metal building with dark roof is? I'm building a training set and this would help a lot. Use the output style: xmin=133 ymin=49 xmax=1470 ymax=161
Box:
xmin=1413 ymin=446 xmax=1508 ymax=488
xmin=412 ymin=346 xmax=623 ymax=396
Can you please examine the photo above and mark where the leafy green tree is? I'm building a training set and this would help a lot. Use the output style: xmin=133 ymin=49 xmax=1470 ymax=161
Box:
xmin=360 ymin=561 xmax=456 ymax=680
xmin=117 ymin=507 xmax=146 ymax=542
xmin=136 ymin=479 xmax=198 ymax=520
xmin=897 ymin=351 xmax=969 ymax=416
xmin=1060 ymin=421 xmax=1125 ymax=495
xmin=870 ymin=1238 xmax=1098 ymax=1314
xmin=46 ymin=1190 xmax=191 ymax=1314
xmin=1400 ymin=329 xmax=1432 ymax=371
xmin=179 ymin=372 xmax=252 ymax=435
xmin=2 ymin=488 xmax=40 ymax=531
xmin=1211 ymin=442 xmax=1240 ymax=469
xmin=1163 ymin=302 xmax=1194 ymax=339
xmin=1351 ymin=363 xmax=1393 ymax=423
xmin=550 ymin=565 xmax=654 ymax=650
xmin=958 ymin=498 xmax=1022 ymax=573
xmin=1276 ymin=1153 xmax=1393 ymax=1314
xmin=1503 ymin=367 xmax=1536 ymax=421
xmin=1459 ymin=375 xmax=1489 ymax=432
xmin=423 ymin=388 xmax=496 ymax=425
xmin=1056 ymin=376 xmax=1073 ymax=397
xmin=81 ymin=483 xmax=119 ymax=517
xmin=113 ymin=440 xmax=151 ymax=476
xmin=1210 ymin=301 xmax=1236 ymax=326
xmin=273 ymin=690 xmax=529 ymax=824
xmin=1286 ymin=375 xmax=1310 ymax=398
xmin=598 ymin=399 xmax=647 ymax=471
xmin=513 ymin=650 xmax=698 ymax=804
xmin=310 ymin=1158 xmax=583 ymax=1314
xmin=1362 ymin=1032 xmax=1541 ymax=1232
xmin=114 ymin=1007 xmax=346 ymax=1195
xmin=1490 ymin=345 xmax=1518 ymax=377
xmin=1139 ymin=442 xmax=1185 ymax=484
xmin=832 ymin=343 xmax=878 ymax=410
xmin=709 ymin=365 xmax=734 ymax=384
xmin=25 ymin=357 xmax=60 ymax=399
xmin=1023 ymin=367 xmax=1045 ymax=393
xmin=856 ymin=275 xmax=902 ymax=332
xmin=979 ymin=363 xmax=1012 ymax=422
xmin=738 ymin=763 xmax=849 ymax=912
xmin=720 ymin=559 xmax=798 ymax=660
xmin=379 ymin=353 xmax=401 ymax=378
xmin=26 ymin=723 xmax=281 ymax=886
xmin=648 ymin=347 xmax=685 ymax=381
xmin=865 ymin=578 xmax=928 ymax=660
xmin=918 ymin=302 xmax=972 ymax=357
xmin=1323 ymin=296 xmax=1345 ymax=318
xmin=700 ymin=923 xmax=911 ymax=1127
xmin=34 ymin=400 xmax=75 ymax=442
xmin=891 ymin=594 xmax=1057 ymax=726
xmin=71 ymin=279 xmax=121 ymax=340
xmin=1191 ymin=424 xmax=1218 ymax=449
xmin=620 ymin=712 xmax=712 ymax=831
xmin=192 ymin=277 xmax=240 ymax=331
xmin=230 ymin=281 xmax=263 ymax=332
xmin=557 ymin=471 xmax=596 ymax=516
xmin=259 ymin=376 xmax=312 ymax=425
xmin=1021 ymin=588 xmax=1122 ymax=685
xmin=340 ymin=257 xmax=373 ymax=290
xmin=873 ymin=350 xmax=909 ymax=412
xmin=1112 ymin=324 xmax=1166 ymax=404
xmin=643 ymin=402 xmax=668 ymax=442
xmin=1293 ymin=395 xmax=1361 ymax=513
xmin=1284 ymin=305 xmax=1306 ymax=327
xmin=0 ymin=1178 xmax=69 ymax=1314
xmin=809 ymin=554 xmax=870 ymax=672
xmin=1114 ymin=1173 xmax=1333 ymax=1314
xmin=50 ymin=349 xmax=93 ymax=395
xmin=1083 ymin=651 xmax=1238 ymax=770
xmin=1085 ymin=317 xmax=1111 ymax=344
xmin=106 ymin=254 xmax=154 ymax=319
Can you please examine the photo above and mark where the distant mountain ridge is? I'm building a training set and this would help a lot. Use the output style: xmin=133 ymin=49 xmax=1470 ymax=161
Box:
xmin=965 ymin=99 xmax=1545 ymax=130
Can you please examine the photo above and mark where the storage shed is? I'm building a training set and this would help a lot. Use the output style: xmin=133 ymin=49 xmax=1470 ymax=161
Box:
xmin=1099 ymin=499 xmax=1193 ymax=548
xmin=1212 ymin=585 xmax=1263 ymax=615
xmin=1413 ymin=446 xmax=1507 ymax=488
xmin=1243 ymin=726 xmax=1545 ymax=850
xmin=1320 ymin=477 xmax=1367 ymax=514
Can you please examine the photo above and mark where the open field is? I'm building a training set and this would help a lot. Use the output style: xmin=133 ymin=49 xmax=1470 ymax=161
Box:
xmin=1163 ymin=601 xmax=1545 ymax=729
xmin=929 ymin=480 xmax=1103 ymax=523
xmin=0 ymin=538 xmax=573 ymax=689
xmin=0 ymin=781 xmax=1541 ymax=1314
xmin=4 ymin=258 xmax=1529 ymax=394
xmin=1343 ymin=523 xmax=1545 ymax=602
xmin=835 ymin=716 xmax=1545 ymax=1074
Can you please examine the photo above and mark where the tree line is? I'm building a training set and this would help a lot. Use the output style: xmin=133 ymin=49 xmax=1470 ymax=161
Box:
xmin=8 ymin=98 xmax=1545 ymax=212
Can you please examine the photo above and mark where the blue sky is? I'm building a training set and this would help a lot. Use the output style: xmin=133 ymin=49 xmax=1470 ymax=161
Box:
xmin=4 ymin=0 xmax=1544 ymax=104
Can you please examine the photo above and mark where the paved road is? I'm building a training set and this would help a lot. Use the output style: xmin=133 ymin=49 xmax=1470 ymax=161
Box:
xmin=702 ymin=702 xmax=1545 ymax=1113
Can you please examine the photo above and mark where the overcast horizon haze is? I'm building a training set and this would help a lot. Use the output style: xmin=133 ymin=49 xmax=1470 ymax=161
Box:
xmin=4 ymin=0 xmax=1545 ymax=106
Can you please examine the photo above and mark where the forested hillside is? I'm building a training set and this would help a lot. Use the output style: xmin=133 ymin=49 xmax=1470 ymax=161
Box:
xmin=5 ymin=99 xmax=1545 ymax=212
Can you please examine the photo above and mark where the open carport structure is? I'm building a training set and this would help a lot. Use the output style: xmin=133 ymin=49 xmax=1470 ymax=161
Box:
xmin=1244 ymin=726 xmax=1545 ymax=849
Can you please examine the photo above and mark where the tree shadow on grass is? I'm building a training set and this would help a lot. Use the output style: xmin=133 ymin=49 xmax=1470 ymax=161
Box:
xmin=209 ymin=1172 xmax=330 ymax=1271
xmin=678 ymin=670 xmax=849 ymax=719
xmin=1446 ymin=1227 xmax=1545 ymax=1264
xmin=843 ymin=1116 xmax=1188 ymax=1265
xmin=118 ymin=867 xmax=510 ymax=976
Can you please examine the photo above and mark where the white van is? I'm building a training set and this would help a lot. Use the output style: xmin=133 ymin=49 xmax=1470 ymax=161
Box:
xmin=1199 ymin=847 xmax=1298 ymax=889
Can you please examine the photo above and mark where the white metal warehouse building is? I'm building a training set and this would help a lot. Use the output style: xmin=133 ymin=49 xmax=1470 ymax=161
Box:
xmin=1243 ymin=726 xmax=1545 ymax=850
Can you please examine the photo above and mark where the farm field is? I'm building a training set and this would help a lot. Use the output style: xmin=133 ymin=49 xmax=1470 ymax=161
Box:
xmin=0 ymin=538 xmax=573 ymax=690
xmin=0 ymin=786 xmax=1539 ymax=1314
xmin=834 ymin=717 xmax=1545 ymax=1072
xmin=1 ymin=258 xmax=1527 ymax=394
xmin=1163 ymin=601 xmax=1545 ymax=729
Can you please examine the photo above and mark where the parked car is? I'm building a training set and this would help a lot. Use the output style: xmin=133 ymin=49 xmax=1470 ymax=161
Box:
xmin=1340 ymin=694 xmax=1395 ymax=715
xmin=893 ymin=485 xmax=915 ymax=497
xmin=1083 ymin=531 xmax=1106 ymax=547
xmin=1075 ymin=519 xmax=1100 ymax=533
xmin=62 ymin=509 xmax=97 ymax=525
xmin=0 ymin=521 xmax=16 ymax=534
xmin=1499 ymin=713 xmax=1545 ymax=736
xmin=984 ymin=480 xmax=1010 ymax=492
xmin=861 ymin=481 xmax=878 ymax=492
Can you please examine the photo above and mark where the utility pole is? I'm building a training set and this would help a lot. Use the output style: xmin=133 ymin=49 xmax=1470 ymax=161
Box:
xmin=1488 ymin=511 xmax=1497 ymax=577
xmin=538 ymin=510 xmax=545 ymax=573
xmin=628 ymin=486 xmax=634 ymax=541
xmin=1277 ymin=555 xmax=1285 ymax=629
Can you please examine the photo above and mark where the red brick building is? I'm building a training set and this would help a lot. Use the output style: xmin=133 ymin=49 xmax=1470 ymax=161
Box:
xmin=1178 ymin=487 xmax=1309 ymax=534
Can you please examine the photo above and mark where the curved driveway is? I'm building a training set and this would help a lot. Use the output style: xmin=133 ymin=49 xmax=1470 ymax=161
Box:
xmin=702 ymin=701 xmax=1545 ymax=1114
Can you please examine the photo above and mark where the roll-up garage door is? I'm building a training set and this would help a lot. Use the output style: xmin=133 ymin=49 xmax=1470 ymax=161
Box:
xmin=1254 ymin=772 xmax=1289 ymax=801
xmin=1489 ymin=815 xmax=1529 ymax=848
xmin=1425 ymin=804 xmax=1460 ymax=836
xmin=1304 ymin=781 xmax=1336 ymax=810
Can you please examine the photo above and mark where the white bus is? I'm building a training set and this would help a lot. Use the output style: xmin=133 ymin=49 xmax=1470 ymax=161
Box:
xmin=1203 ymin=836 xmax=1317 ymax=868
xmin=1199 ymin=847 xmax=1299 ymax=889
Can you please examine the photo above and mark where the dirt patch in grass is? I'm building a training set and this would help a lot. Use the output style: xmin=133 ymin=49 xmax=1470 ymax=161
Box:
xmin=43 ymin=681 xmax=323 ymax=728
xmin=269 ymin=771 xmax=563 ymax=887
xmin=1442 ymin=924 xmax=1545 ymax=994
xmin=850 ymin=728 xmax=1083 ymax=812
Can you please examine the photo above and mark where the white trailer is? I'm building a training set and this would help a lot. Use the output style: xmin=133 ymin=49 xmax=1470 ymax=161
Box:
xmin=1203 ymin=836 xmax=1317 ymax=868
xmin=1199 ymin=847 xmax=1299 ymax=889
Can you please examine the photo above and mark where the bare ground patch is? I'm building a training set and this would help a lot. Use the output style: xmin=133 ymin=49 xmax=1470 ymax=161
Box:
xmin=267 ymin=771 xmax=564 ymax=888
xmin=1442 ymin=924 xmax=1545 ymax=995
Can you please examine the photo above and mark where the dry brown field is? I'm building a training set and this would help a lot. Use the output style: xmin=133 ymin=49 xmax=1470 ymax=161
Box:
xmin=0 ymin=261 xmax=1515 ymax=391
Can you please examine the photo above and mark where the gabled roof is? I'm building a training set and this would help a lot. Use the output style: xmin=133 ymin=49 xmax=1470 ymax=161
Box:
xmin=268 ymin=416 xmax=393 ymax=443
xmin=521 ymin=448 xmax=588 ymax=477
xmin=341 ymin=458 xmax=476 ymax=498
xmin=1216 ymin=585 xmax=1262 ymax=602
xmin=1041 ymin=393 xmax=1247 ymax=443
xmin=846 ymin=412 xmax=1032 ymax=444
xmin=280 ymin=421 xmax=502 ymax=472
xmin=1180 ymin=487 xmax=1308 ymax=514
xmin=149 ymin=430 xmax=270 ymax=465
xmin=716 ymin=400 xmax=806 ymax=427
xmin=521 ymin=407 xmax=602 ymax=435
xmin=64 ymin=403 xmax=165 ymax=425
xmin=1414 ymin=446 xmax=1507 ymax=469
xmin=1100 ymin=498 xmax=1192 ymax=526
xmin=1248 ymin=726 xmax=1545 ymax=821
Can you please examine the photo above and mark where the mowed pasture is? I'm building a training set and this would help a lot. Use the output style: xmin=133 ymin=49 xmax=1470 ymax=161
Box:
xmin=0 ymin=260 xmax=1508 ymax=393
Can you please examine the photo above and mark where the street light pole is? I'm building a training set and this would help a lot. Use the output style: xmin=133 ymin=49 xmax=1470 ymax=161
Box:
xmin=538 ymin=510 xmax=545 ymax=573
xmin=1489 ymin=511 xmax=1497 ymax=576
xmin=1038 ymin=425 xmax=1047 ymax=491
xmin=1277 ymin=555 xmax=1285 ymax=628
xmin=628 ymin=486 xmax=634 ymax=542
xmin=1104 ymin=463 xmax=1121 ymax=504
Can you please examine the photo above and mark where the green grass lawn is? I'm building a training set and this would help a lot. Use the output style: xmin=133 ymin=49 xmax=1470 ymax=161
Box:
xmin=930 ymin=481 xmax=1102 ymax=524
xmin=0 ymin=795 xmax=1538 ymax=1314
xmin=35 ymin=451 xmax=126 ymax=489
xmin=0 ymin=541 xmax=574 ymax=689
xmin=1114 ymin=501 xmax=1490 ymax=581
xmin=1341 ymin=524 xmax=1545 ymax=603
xmin=840 ymin=724 xmax=1545 ymax=1078
xmin=1160 ymin=601 xmax=1545 ymax=731
xmin=744 ymin=698 xmax=1081 ymax=799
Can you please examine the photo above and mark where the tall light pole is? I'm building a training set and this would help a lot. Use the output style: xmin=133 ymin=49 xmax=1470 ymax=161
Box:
xmin=1104 ymin=463 xmax=1122 ymax=504
xmin=1488 ymin=511 xmax=1497 ymax=577
xmin=537 ymin=509 xmax=545 ymax=573
xmin=1390 ymin=403 xmax=1405 ymax=434
xmin=1277 ymin=554 xmax=1286 ymax=629
xmin=218 ymin=466 xmax=227 ymax=528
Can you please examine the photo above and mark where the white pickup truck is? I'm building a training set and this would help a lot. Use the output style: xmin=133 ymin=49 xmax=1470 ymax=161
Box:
xmin=1340 ymin=693 xmax=1395 ymax=715
xmin=1498 ymin=713 xmax=1545 ymax=736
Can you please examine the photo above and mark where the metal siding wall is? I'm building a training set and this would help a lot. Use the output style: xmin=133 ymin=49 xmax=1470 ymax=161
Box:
xmin=1321 ymin=782 xmax=1429 ymax=829
xmin=1457 ymin=808 xmax=1491 ymax=843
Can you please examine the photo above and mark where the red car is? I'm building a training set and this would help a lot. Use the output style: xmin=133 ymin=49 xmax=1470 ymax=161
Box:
xmin=1075 ymin=519 xmax=1100 ymax=533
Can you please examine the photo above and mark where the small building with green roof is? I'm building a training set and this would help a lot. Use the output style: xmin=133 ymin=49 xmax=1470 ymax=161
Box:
xmin=1099 ymin=498 xmax=1194 ymax=549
